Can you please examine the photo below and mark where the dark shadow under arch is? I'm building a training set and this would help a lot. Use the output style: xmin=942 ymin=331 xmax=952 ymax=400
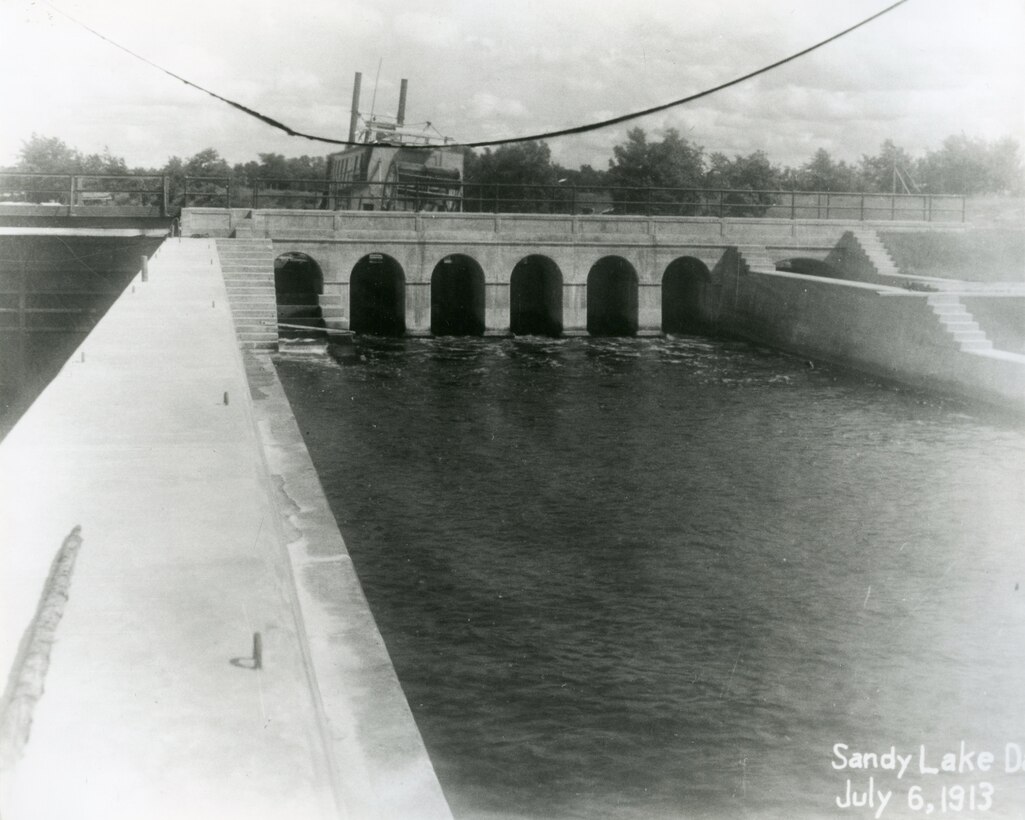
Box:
xmin=662 ymin=257 xmax=711 ymax=334
xmin=587 ymin=257 xmax=638 ymax=336
xmin=510 ymin=255 xmax=563 ymax=336
xmin=431 ymin=254 xmax=485 ymax=336
xmin=275 ymin=252 xmax=323 ymax=302
xmin=351 ymin=254 xmax=406 ymax=336
xmin=275 ymin=252 xmax=324 ymax=338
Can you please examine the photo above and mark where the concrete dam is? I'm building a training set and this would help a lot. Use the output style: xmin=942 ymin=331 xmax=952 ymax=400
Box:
xmin=0 ymin=209 xmax=1022 ymax=819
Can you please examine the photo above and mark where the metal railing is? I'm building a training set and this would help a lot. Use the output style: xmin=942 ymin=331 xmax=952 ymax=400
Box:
xmin=181 ymin=177 xmax=966 ymax=222
xmin=0 ymin=172 xmax=169 ymax=215
xmin=0 ymin=172 xmax=966 ymax=222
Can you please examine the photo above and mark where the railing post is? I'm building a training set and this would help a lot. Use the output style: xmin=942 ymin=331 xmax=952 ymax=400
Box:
xmin=226 ymin=177 xmax=232 ymax=209
xmin=790 ymin=191 xmax=796 ymax=220
xmin=890 ymin=194 xmax=896 ymax=221
xmin=69 ymin=175 xmax=76 ymax=209
xmin=825 ymin=192 xmax=831 ymax=220
xmin=961 ymin=196 xmax=966 ymax=223
xmin=183 ymin=177 xmax=189 ymax=208
xmin=253 ymin=180 xmax=259 ymax=210
xmin=645 ymin=187 xmax=652 ymax=217
xmin=860 ymin=194 xmax=865 ymax=221
xmin=162 ymin=175 xmax=169 ymax=217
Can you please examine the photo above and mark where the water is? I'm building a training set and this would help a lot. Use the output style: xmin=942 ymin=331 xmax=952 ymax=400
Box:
xmin=275 ymin=336 xmax=1025 ymax=819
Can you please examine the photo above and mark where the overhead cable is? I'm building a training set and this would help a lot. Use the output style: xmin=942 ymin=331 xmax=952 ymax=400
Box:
xmin=39 ymin=0 xmax=910 ymax=150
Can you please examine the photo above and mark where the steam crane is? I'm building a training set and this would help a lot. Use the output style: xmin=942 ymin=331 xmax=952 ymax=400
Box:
xmin=324 ymin=72 xmax=464 ymax=212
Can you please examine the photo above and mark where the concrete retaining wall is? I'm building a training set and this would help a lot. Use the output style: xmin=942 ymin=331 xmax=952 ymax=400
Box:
xmin=0 ymin=237 xmax=451 ymax=819
xmin=707 ymin=247 xmax=1025 ymax=412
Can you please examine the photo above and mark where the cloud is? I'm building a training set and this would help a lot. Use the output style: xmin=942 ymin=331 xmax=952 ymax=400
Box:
xmin=394 ymin=12 xmax=461 ymax=48
xmin=0 ymin=0 xmax=1021 ymax=172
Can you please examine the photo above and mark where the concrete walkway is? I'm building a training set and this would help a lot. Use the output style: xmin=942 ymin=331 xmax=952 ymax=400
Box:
xmin=0 ymin=239 xmax=338 ymax=819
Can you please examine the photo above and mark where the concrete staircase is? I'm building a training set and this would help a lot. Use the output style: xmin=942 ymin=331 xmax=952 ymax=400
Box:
xmin=214 ymin=238 xmax=278 ymax=352
xmin=735 ymin=245 xmax=779 ymax=275
xmin=849 ymin=229 xmax=902 ymax=279
xmin=926 ymin=293 xmax=994 ymax=353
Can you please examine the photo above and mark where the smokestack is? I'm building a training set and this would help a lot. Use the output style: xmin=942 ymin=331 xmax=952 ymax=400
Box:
xmin=397 ymin=79 xmax=408 ymax=127
xmin=348 ymin=72 xmax=362 ymax=143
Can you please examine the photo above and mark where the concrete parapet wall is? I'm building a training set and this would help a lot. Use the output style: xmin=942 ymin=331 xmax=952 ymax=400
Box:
xmin=182 ymin=207 xmax=958 ymax=244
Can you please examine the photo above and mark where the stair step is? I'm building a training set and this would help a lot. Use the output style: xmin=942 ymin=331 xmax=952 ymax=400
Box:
xmin=222 ymin=275 xmax=274 ymax=283
xmin=930 ymin=305 xmax=970 ymax=316
xmin=951 ymin=329 xmax=988 ymax=342
xmin=237 ymin=333 xmax=278 ymax=342
xmin=959 ymin=339 xmax=994 ymax=352
xmin=239 ymin=342 xmax=279 ymax=352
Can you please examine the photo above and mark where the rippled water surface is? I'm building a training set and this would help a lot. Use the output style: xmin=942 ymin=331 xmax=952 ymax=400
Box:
xmin=275 ymin=336 xmax=1025 ymax=819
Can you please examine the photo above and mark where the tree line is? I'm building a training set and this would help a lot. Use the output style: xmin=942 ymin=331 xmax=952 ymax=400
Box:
xmin=5 ymin=128 xmax=1022 ymax=213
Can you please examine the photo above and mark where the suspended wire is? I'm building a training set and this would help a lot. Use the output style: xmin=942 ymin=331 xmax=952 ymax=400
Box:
xmin=38 ymin=0 xmax=910 ymax=150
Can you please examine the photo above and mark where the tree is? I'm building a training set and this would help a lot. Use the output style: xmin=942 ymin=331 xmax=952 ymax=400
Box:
xmin=917 ymin=135 xmax=1024 ymax=196
xmin=15 ymin=134 xmax=81 ymax=173
xmin=798 ymin=148 xmax=858 ymax=192
xmin=606 ymin=128 xmax=705 ymax=214
xmin=704 ymin=150 xmax=781 ymax=216
xmin=464 ymin=141 xmax=560 ymax=212
xmin=859 ymin=140 xmax=920 ymax=193
xmin=10 ymin=134 xmax=132 ymax=202
xmin=162 ymin=149 xmax=232 ymax=208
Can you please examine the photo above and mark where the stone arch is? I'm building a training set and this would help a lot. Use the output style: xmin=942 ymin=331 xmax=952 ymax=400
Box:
xmin=587 ymin=256 xmax=638 ymax=336
xmin=350 ymin=253 xmax=406 ymax=336
xmin=661 ymin=257 xmax=711 ymax=334
xmin=431 ymin=254 xmax=485 ymax=336
xmin=510 ymin=255 xmax=563 ymax=336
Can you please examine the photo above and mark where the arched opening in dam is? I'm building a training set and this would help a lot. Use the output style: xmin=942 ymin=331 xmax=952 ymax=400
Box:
xmin=350 ymin=254 xmax=406 ymax=336
xmin=662 ymin=257 xmax=710 ymax=334
xmin=510 ymin=255 xmax=563 ymax=336
xmin=587 ymin=257 xmax=638 ymax=336
xmin=275 ymin=252 xmax=324 ymax=337
xmin=431 ymin=254 xmax=485 ymax=336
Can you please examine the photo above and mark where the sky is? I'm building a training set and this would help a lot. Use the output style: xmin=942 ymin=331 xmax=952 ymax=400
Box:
xmin=0 ymin=0 xmax=1023 ymax=173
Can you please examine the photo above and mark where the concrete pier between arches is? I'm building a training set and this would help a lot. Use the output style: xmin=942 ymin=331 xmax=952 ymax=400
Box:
xmin=0 ymin=238 xmax=451 ymax=820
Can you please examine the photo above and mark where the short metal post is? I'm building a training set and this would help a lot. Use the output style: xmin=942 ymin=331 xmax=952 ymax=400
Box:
xmin=140 ymin=255 xmax=149 ymax=282
xmin=252 ymin=632 xmax=263 ymax=670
